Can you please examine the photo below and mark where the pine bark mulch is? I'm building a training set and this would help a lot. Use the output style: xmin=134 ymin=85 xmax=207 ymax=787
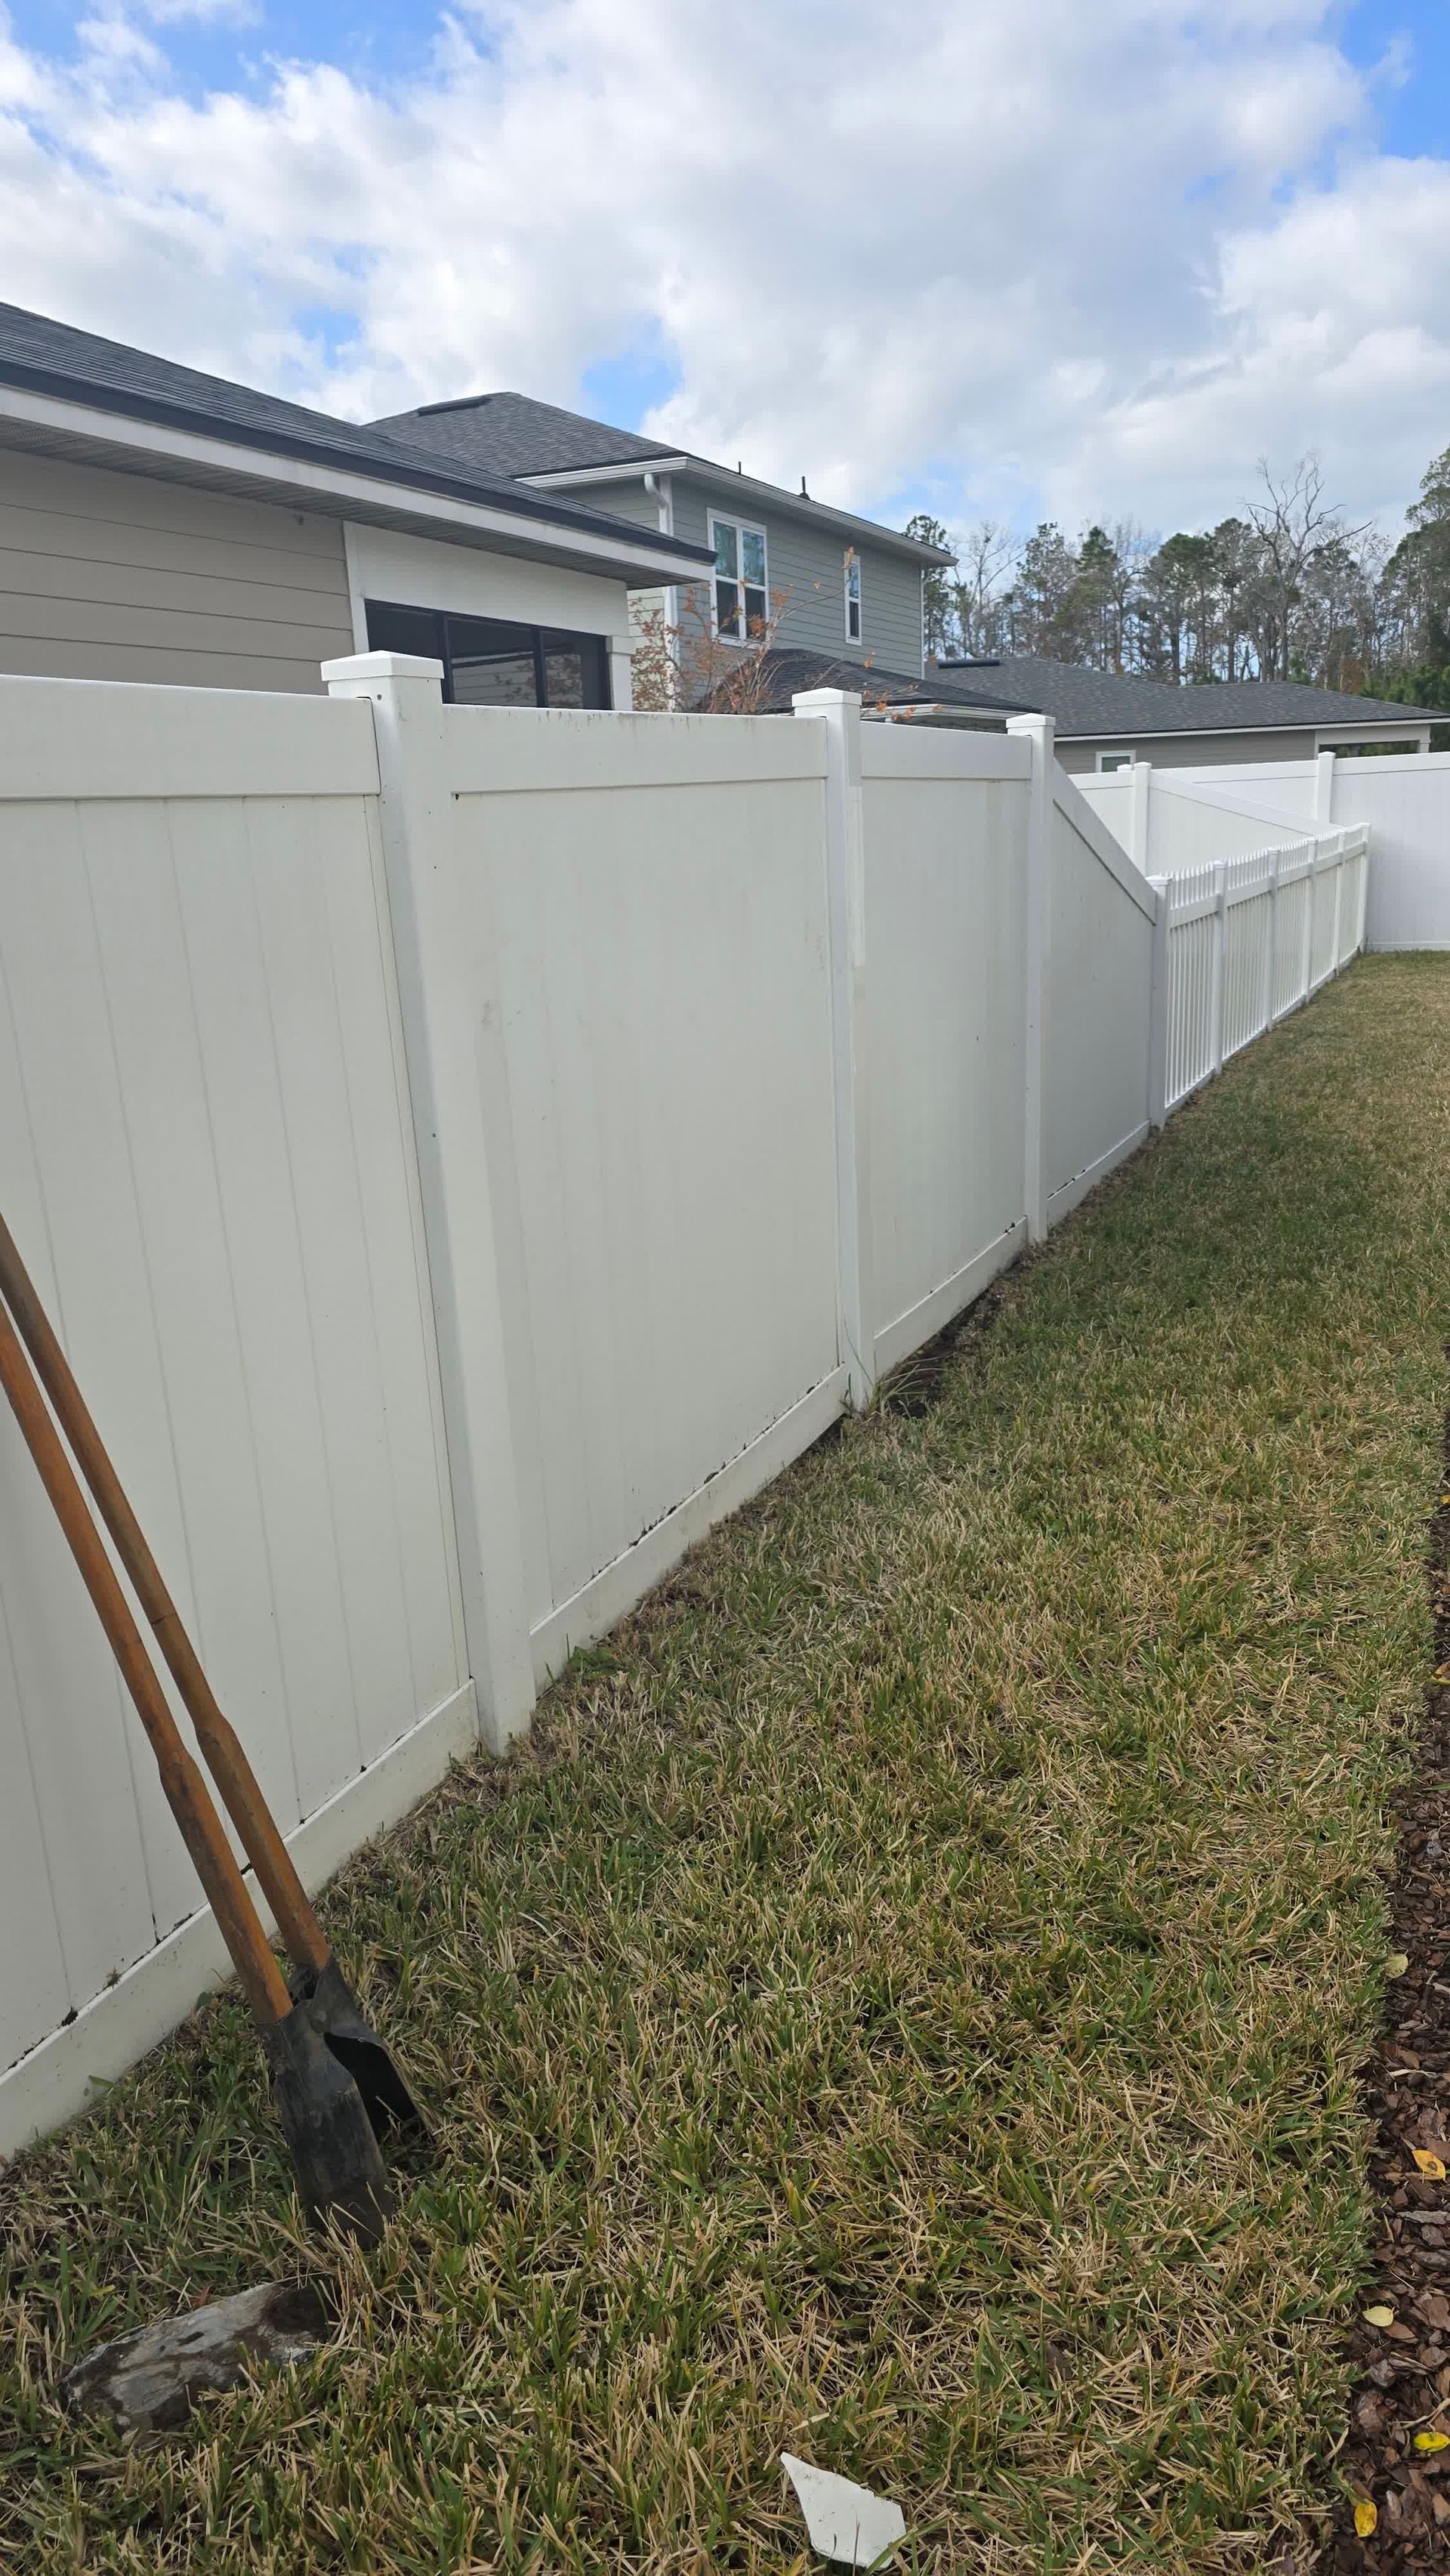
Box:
xmin=1327 ymin=1383 xmax=1450 ymax=2567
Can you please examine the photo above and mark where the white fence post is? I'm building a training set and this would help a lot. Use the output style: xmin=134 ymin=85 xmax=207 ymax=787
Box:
xmin=322 ymin=651 xmax=536 ymax=1752
xmin=1298 ymin=850 xmax=1314 ymax=1004
xmin=794 ymin=687 xmax=876 ymax=1410
xmin=1007 ymin=712 xmax=1055 ymax=1242
xmin=1330 ymin=834 xmax=1344 ymax=973
xmin=1209 ymin=863 xmax=1227 ymax=1076
xmin=1130 ymin=759 xmax=1152 ymax=873
xmin=1315 ymin=747 xmax=1337 ymax=826
xmin=1261 ymin=848 xmax=1280 ymax=1030
xmin=1147 ymin=877 xmax=1170 ymax=1129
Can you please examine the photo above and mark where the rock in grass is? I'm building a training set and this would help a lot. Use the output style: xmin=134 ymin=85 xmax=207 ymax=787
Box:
xmin=61 ymin=2281 xmax=329 ymax=2434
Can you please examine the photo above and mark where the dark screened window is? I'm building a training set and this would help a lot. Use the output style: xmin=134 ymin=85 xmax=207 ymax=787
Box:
xmin=365 ymin=601 xmax=611 ymax=709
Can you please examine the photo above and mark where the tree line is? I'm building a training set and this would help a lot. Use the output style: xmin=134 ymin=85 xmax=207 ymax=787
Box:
xmin=905 ymin=446 xmax=1450 ymax=712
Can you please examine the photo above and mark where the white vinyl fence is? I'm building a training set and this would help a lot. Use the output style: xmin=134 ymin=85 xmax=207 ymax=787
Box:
xmin=0 ymin=665 xmax=1365 ymax=2154
xmin=1081 ymin=747 xmax=1450 ymax=950
xmin=1150 ymin=831 xmax=1369 ymax=1116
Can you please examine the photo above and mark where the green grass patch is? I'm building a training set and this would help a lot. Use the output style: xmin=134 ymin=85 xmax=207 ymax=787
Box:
xmin=3 ymin=956 xmax=1448 ymax=2571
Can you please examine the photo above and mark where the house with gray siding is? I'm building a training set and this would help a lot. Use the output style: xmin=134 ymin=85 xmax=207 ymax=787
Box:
xmin=0 ymin=304 xmax=712 ymax=704
xmin=369 ymin=391 xmax=950 ymax=689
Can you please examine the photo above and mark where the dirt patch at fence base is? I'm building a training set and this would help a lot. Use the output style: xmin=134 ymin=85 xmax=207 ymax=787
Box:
xmin=1325 ymin=1378 xmax=1450 ymax=2570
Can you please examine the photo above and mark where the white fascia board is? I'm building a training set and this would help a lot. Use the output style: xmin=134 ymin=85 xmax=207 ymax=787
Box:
xmin=520 ymin=456 xmax=690 ymax=490
xmin=1057 ymin=716 xmax=1433 ymax=745
xmin=0 ymin=383 xmax=708 ymax=586
xmin=1313 ymin=721 xmax=1433 ymax=741
xmin=530 ymin=450 xmax=952 ymax=566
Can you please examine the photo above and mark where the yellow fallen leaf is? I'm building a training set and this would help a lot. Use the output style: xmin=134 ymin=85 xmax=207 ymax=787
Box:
xmin=1354 ymin=2497 xmax=1378 ymax=2537
xmin=1364 ymin=2303 xmax=1396 ymax=2327
xmin=1416 ymin=2429 xmax=1450 ymax=2454
xmin=1414 ymin=2148 xmax=1448 ymax=2179
xmin=1389 ymin=1954 xmax=1411 ymax=1978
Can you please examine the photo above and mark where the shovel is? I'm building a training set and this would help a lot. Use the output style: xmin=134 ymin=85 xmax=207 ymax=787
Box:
xmin=0 ymin=1214 xmax=425 ymax=2241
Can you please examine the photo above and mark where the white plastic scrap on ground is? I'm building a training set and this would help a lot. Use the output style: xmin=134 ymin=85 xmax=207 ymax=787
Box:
xmin=780 ymin=2453 xmax=907 ymax=2568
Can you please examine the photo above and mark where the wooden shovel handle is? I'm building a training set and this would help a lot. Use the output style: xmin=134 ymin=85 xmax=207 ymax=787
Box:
xmin=0 ymin=1215 xmax=329 ymax=1978
xmin=0 ymin=1293 xmax=290 ymax=2025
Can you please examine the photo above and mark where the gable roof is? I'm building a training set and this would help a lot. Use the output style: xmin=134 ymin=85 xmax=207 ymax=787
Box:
xmin=930 ymin=653 xmax=1442 ymax=737
xmin=0 ymin=304 xmax=713 ymax=579
xmin=372 ymin=391 xmax=953 ymax=566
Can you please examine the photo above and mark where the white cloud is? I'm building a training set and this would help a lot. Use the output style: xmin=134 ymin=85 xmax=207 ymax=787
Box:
xmin=1068 ymin=156 xmax=1450 ymax=529
xmin=0 ymin=0 xmax=1442 ymax=538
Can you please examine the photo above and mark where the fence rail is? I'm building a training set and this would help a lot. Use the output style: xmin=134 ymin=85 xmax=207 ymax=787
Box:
xmin=1152 ymin=829 xmax=1368 ymax=1115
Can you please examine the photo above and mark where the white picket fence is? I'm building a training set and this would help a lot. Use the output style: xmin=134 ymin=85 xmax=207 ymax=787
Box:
xmin=0 ymin=663 xmax=1365 ymax=2155
xmin=1149 ymin=830 xmax=1369 ymax=1116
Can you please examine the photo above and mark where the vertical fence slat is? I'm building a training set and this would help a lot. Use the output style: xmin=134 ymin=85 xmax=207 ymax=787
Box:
xmin=793 ymin=687 xmax=875 ymax=1412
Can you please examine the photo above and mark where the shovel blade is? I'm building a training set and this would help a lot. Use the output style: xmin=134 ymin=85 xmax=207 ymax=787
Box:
xmin=262 ymin=2000 xmax=393 ymax=2244
xmin=288 ymin=1958 xmax=427 ymax=2142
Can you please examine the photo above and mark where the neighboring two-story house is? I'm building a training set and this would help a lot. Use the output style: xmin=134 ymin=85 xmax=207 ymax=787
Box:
xmin=369 ymin=391 xmax=952 ymax=690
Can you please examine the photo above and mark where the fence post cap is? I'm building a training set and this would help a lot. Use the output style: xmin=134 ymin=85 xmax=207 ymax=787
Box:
xmin=322 ymin=652 xmax=445 ymax=690
xmin=791 ymin=687 xmax=862 ymax=714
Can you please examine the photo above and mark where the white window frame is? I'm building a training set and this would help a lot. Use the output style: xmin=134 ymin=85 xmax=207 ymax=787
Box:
xmin=844 ymin=547 xmax=862 ymax=644
xmin=1096 ymin=748 xmax=1136 ymax=773
xmin=708 ymin=510 xmax=769 ymax=643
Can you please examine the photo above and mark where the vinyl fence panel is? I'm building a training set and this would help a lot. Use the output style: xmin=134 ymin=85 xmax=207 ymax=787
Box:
xmin=1331 ymin=752 xmax=1450 ymax=950
xmin=1044 ymin=775 xmax=1155 ymax=1217
xmin=0 ymin=677 xmax=468 ymax=2154
xmin=860 ymin=727 xmax=1032 ymax=1371
xmin=441 ymin=709 xmax=845 ymax=1686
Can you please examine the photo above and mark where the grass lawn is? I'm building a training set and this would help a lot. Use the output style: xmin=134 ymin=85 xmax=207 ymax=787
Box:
xmin=3 ymin=953 xmax=1449 ymax=2574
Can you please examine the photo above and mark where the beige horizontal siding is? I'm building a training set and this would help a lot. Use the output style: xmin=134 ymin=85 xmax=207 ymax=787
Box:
xmin=0 ymin=448 xmax=352 ymax=691
xmin=0 ymin=633 xmax=348 ymax=692
xmin=0 ymin=544 xmax=347 ymax=629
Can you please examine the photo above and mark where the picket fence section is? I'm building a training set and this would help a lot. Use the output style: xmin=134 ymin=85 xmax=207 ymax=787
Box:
xmin=0 ymin=657 xmax=1370 ymax=2154
xmin=1151 ymin=830 xmax=1369 ymax=1115
xmin=1081 ymin=749 xmax=1449 ymax=950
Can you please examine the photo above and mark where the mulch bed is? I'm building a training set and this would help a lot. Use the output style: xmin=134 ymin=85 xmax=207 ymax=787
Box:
xmin=1325 ymin=1373 xmax=1450 ymax=2568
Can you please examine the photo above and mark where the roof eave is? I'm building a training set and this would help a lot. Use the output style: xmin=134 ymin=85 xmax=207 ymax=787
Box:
xmin=517 ymin=454 xmax=689 ymax=490
xmin=0 ymin=372 xmax=714 ymax=582
xmin=529 ymin=450 xmax=953 ymax=563
xmin=1055 ymin=713 xmax=1436 ymax=741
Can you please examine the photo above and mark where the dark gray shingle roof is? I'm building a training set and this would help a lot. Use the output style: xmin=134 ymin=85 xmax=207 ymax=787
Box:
xmin=372 ymin=394 xmax=954 ymax=564
xmin=370 ymin=390 xmax=676 ymax=479
xmin=694 ymin=646 xmax=1023 ymax=716
xmin=0 ymin=304 xmax=710 ymax=566
xmin=930 ymin=653 xmax=1442 ymax=735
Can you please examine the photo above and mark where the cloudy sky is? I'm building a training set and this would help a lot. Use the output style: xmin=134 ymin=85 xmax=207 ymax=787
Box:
xmin=2 ymin=0 xmax=1448 ymax=544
